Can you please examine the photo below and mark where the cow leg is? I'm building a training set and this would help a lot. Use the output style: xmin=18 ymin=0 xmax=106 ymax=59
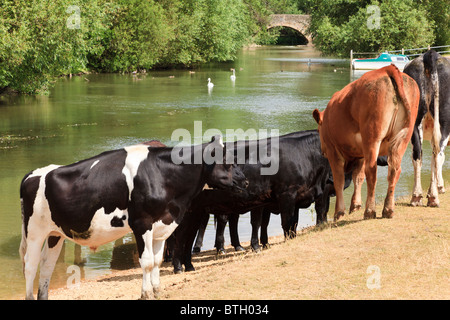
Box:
xmin=427 ymin=126 xmax=442 ymax=207
xmin=229 ymin=214 xmax=244 ymax=251
xmin=315 ymin=189 xmax=330 ymax=224
xmin=137 ymin=229 xmax=156 ymax=300
xmin=250 ymin=208 xmax=263 ymax=252
xmin=23 ymin=233 xmax=48 ymax=300
xmin=173 ymin=211 xmax=204 ymax=273
xmin=150 ymin=239 xmax=165 ymax=299
xmin=363 ymin=146 xmax=380 ymax=219
xmin=290 ymin=208 xmax=299 ymax=236
xmin=436 ymin=145 xmax=447 ymax=194
xmin=37 ymin=235 xmax=64 ymax=300
xmin=279 ymin=194 xmax=297 ymax=239
xmin=163 ymin=234 xmax=175 ymax=262
xmin=193 ymin=213 xmax=209 ymax=253
xmin=214 ymin=214 xmax=227 ymax=255
xmin=350 ymin=159 xmax=365 ymax=213
xmin=328 ymin=151 xmax=346 ymax=221
xmin=426 ymin=126 xmax=449 ymax=206
xmin=382 ymin=150 xmax=403 ymax=218
xmin=411 ymin=122 xmax=424 ymax=206
xmin=260 ymin=209 xmax=271 ymax=249
xmin=427 ymin=150 xmax=440 ymax=207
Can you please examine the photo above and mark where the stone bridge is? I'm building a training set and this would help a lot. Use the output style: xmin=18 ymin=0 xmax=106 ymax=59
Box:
xmin=267 ymin=14 xmax=312 ymax=45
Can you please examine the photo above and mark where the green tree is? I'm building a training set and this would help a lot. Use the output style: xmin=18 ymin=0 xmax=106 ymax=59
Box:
xmin=99 ymin=0 xmax=171 ymax=72
xmin=309 ymin=0 xmax=435 ymax=56
xmin=416 ymin=0 xmax=450 ymax=46
xmin=0 ymin=0 xmax=110 ymax=94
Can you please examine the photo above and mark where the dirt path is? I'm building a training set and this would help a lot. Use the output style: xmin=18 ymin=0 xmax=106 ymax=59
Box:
xmin=48 ymin=196 xmax=449 ymax=300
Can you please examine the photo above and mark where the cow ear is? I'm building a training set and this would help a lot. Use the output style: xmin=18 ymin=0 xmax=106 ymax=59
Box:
xmin=313 ymin=109 xmax=323 ymax=125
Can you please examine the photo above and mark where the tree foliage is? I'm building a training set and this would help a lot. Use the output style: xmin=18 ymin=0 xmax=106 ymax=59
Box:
xmin=0 ymin=0 xmax=448 ymax=94
xmin=0 ymin=0 xmax=261 ymax=94
xmin=302 ymin=0 xmax=442 ymax=56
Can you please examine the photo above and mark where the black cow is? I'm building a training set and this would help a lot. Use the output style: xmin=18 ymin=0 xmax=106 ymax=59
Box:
xmin=404 ymin=50 xmax=450 ymax=207
xmin=172 ymin=130 xmax=352 ymax=273
xmin=19 ymin=136 xmax=247 ymax=300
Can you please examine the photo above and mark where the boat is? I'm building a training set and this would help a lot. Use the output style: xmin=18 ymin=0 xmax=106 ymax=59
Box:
xmin=352 ymin=52 xmax=410 ymax=71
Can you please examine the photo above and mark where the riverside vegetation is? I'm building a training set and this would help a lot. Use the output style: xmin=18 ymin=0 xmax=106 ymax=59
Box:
xmin=0 ymin=0 xmax=448 ymax=95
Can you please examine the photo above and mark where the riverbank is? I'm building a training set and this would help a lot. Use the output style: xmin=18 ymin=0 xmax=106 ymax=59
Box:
xmin=47 ymin=193 xmax=449 ymax=300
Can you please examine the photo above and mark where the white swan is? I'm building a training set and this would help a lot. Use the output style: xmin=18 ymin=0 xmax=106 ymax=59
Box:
xmin=230 ymin=69 xmax=236 ymax=81
xmin=207 ymin=78 xmax=214 ymax=89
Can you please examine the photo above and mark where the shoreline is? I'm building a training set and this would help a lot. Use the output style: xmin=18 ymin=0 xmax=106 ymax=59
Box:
xmin=14 ymin=195 xmax=449 ymax=300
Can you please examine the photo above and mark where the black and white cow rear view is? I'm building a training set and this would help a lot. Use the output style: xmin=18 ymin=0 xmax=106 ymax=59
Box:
xmin=19 ymin=136 xmax=247 ymax=300
xmin=404 ymin=50 xmax=450 ymax=207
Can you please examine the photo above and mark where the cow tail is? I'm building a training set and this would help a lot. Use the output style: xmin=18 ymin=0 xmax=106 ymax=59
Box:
xmin=19 ymin=198 xmax=27 ymax=274
xmin=386 ymin=64 xmax=413 ymax=151
xmin=387 ymin=64 xmax=412 ymax=128
xmin=424 ymin=50 xmax=441 ymax=155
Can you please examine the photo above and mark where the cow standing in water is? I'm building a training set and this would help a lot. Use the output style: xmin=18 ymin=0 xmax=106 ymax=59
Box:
xmin=19 ymin=136 xmax=247 ymax=300
xmin=404 ymin=50 xmax=450 ymax=207
xmin=313 ymin=64 xmax=419 ymax=220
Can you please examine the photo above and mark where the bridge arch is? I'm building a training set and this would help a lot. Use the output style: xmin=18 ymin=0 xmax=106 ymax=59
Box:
xmin=267 ymin=14 xmax=312 ymax=45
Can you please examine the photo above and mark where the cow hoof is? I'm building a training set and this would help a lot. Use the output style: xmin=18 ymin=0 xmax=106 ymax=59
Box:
xmin=349 ymin=204 xmax=362 ymax=213
xmin=252 ymin=246 xmax=261 ymax=253
xmin=185 ymin=264 xmax=195 ymax=272
xmin=173 ymin=268 xmax=183 ymax=274
xmin=382 ymin=207 xmax=394 ymax=219
xmin=334 ymin=211 xmax=345 ymax=221
xmin=192 ymin=247 xmax=201 ymax=253
xmin=153 ymin=287 xmax=162 ymax=299
xmin=364 ymin=209 xmax=376 ymax=219
xmin=410 ymin=195 xmax=423 ymax=207
xmin=235 ymin=245 xmax=245 ymax=252
xmin=438 ymin=186 xmax=446 ymax=194
xmin=217 ymin=248 xmax=226 ymax=255
xmin=139 ymin=291 xmax=154 ymax=300
xmin=427 ymin=197 xmax=440 ymax=207
xmin=262 ymin=244 xmax=270 ymax=250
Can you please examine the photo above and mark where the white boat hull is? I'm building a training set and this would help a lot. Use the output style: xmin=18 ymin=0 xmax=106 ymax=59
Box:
xmin=352 ymin=60 xmax=409 ymax=71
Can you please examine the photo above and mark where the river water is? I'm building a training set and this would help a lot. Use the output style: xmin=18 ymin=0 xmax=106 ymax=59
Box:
xmin=0 ymin=45 xmax=443 ymax=299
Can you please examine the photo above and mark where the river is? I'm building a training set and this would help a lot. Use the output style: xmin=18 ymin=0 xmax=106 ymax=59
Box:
xmin=0 ymin=45 xmax=443 ymax=299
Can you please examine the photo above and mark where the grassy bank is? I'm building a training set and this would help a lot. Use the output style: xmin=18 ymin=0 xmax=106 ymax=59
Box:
xmin=48 ymin=192 xmax=449 ymax=300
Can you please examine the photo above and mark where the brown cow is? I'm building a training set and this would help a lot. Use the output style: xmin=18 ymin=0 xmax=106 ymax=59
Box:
xmin=313 ymin=64 xmax=419 ymax=220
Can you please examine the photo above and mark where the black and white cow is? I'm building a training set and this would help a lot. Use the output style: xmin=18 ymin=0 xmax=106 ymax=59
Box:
xmin=404 ymin=50 xmax=450 ymax=207
xmin=19 ymin=136 xmax=247 ymax=300
xmin=172 ymin=130 xmax=354 ymax=273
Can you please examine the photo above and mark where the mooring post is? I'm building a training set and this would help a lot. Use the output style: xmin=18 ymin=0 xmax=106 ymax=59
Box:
xmin=350 ymin=49 xmax=353 ymax=70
